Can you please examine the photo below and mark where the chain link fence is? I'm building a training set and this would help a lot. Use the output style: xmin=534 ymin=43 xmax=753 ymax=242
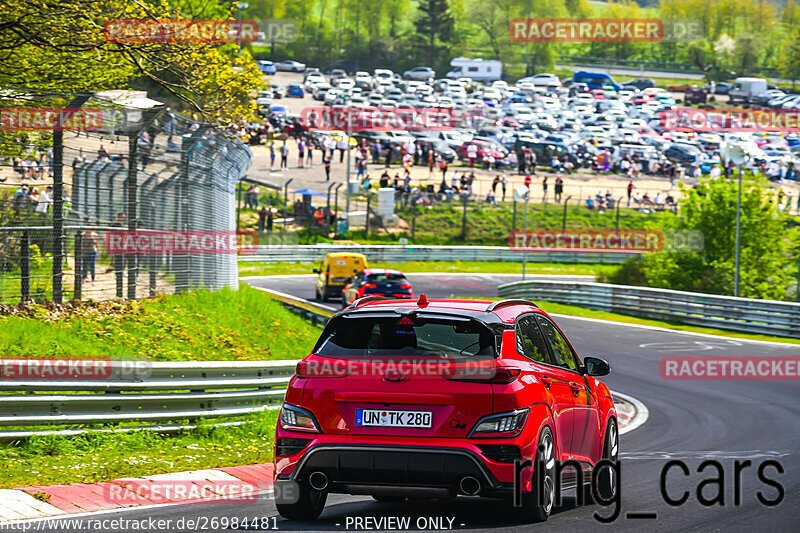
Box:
xmin=0 ymin=90 xmax=252 ymax=303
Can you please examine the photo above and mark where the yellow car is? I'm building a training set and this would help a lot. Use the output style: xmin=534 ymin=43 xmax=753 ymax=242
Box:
xmin=314 ymin=252 xmax=367 ymax=302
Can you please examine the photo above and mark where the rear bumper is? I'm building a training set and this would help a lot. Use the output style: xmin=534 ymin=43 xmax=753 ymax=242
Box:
xmin=277 ymin=443 xmax=514 ymax=498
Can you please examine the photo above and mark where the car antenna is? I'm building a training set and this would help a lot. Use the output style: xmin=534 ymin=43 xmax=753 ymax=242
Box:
xmin=417 ymin=294 xmax=429 ymax=308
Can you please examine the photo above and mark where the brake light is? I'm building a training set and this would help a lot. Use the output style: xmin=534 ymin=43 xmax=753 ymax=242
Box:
xmin=280 ymin=403 xmax=321 ymax=433
xmin=363 ymin=283 xmax=376 ymax=288
xmin=469 ymin=409 xmax=529 ymax=437
xmin=400 ymin=284 xmax=411 ymax=289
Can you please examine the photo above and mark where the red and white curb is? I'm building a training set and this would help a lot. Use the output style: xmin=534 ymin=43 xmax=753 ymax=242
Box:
xmin=0 ymin=464 xmax=273 ymax=522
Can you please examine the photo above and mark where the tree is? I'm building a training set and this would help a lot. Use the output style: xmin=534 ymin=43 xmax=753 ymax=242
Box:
xmin=0 ymin=0 xmax=261 ymax=127
xmin=603 ymin=176 xmax=795 ymax=301
xmin=415 ymin=0 xmax=455 ymax=68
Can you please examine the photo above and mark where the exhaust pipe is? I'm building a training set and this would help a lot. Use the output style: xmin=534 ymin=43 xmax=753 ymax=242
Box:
xmin=309 ymin=471 xmax=329 ymax=491
xmin=459 ymin=476 xmax=481 ymax=496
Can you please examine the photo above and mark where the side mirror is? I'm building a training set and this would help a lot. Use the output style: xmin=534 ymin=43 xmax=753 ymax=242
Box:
xmin=583 ymin=356 xmax=610 ymax=377
xmin=312 ymin=268 xmax=320 ymax=274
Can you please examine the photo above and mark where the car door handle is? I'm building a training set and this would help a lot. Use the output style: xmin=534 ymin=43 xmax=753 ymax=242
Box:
xmin=570 ymin=382 xmax=581 ymax=396
xmin=540 ymin=376 xmax=551 ymax=389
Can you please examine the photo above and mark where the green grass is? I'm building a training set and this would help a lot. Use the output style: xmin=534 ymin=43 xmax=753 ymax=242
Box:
xmin=533 ymin=301 xmax=800 ymax=345
xmin=0 ymin=410 xmax=279 ymax=489
xmin=0 ymin=285 xmax=322 ymax=360
xmin=239 ymin=260 xmax=610 ymax=277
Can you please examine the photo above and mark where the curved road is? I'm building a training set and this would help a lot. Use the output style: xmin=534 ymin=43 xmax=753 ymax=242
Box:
xmin=20 ymin=274 xmax=800 ymax=532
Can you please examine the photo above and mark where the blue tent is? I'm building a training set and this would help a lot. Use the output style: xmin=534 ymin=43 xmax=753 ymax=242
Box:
xmin=292 ymin=188 xmax=327 ymax=197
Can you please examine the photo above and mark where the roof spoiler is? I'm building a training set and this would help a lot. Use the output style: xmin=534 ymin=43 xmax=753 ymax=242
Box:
xmin=486 ymin=299 xmax=538 ymax=312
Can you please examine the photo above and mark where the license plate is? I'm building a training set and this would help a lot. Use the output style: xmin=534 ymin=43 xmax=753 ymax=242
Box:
xmin=331 ymin=277 xmax=348 ymax=283
xmin=355 ymin=409 xmax=432 ymax=428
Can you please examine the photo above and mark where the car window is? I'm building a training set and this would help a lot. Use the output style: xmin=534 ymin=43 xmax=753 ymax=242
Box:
xmin=535 ymin=316 xmax=578 ymax=371
xmin=516 ymin=315 xmax=549 ymax=363
xmin=366 ymin=273 xmax=406 ymax=284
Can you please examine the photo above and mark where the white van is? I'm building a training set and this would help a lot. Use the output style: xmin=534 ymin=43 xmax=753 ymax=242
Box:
xmin=446 ymin=58 xmax=502 ymax=82
xmin=729 ymin=77 xmax=768 ymax=105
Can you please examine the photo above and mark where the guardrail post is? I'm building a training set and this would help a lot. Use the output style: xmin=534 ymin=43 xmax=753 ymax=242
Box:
xmin=20 ymin=231 xmax=30 ymax=304
xmin=127 ymin=134 xmax=138 ymax=300
xmin=73 ymin=232 xmax=82 ymax=301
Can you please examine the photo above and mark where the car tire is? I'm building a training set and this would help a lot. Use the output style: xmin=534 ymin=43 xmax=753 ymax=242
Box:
xmin=320 ymin=288 xmax=329 ymax=303
xmin=518 ymin=426 xmax=556 ymax=523
xmin=276 ymin=482 xmax=327 ymax=520
xmin=597 ymin=418 xmax=619 ymax=500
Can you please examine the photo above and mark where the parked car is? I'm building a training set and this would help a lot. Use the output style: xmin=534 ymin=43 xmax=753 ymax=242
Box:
xmin=403 ymin=67 xmax=436 ymax=81
xmin=663 ymin=142 xmax=702 ymax=166
xmin=341 ymin=269 xmax=413 ymax=307
xmin=276 ymin=60 xmax=306 ymax=72
xmin=274 ymin=297 xmax=618 ymax=522
xmin=684 ymin=86 xmax=708 ymax=105
xmin=622 ymin=78 xmax=655 ymax=90
xmin=257 ymin=60 xmax=276 ymax=74
xmin=322 ymin=60 xmax=358 ymax=75
xmin=287 ymin=83 xmax=305 ymax=97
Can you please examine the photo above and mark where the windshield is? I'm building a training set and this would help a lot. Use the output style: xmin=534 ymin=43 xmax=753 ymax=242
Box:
xmin=315 ymin=315 xmax=497 ymax=357
xmin=366 ymin=273 xmax=407 ymax=284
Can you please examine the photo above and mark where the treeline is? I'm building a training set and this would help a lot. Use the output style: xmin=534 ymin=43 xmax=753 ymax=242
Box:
xmin=246 ymin=0 xmax=800 ymax=81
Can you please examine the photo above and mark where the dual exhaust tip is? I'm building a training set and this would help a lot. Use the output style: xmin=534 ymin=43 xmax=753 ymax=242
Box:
xmin=308 ymin=471 xmax=481 ymax=496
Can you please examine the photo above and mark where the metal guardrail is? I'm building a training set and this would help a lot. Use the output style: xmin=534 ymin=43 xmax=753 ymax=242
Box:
xmin=0 ymin=361 xmax=297 ymax=434
xmin=0 ymin=293 xmax=331 ymax=438
xmin=242 ymin=245 xmax=636 ymax=265
xmin=498 ymin=280 xmax=800 ymax=338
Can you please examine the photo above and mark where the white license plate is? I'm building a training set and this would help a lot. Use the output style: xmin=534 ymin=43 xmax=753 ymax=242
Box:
xmin=356 ymin=409 xmax=432 ymax=428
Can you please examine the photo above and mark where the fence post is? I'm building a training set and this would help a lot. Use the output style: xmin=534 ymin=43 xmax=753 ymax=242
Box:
xmin=411 ymin=208 xmax=417 ymax=240
xmin=461 ymin=195 xmax=468 ymax=241
xmin=52 ymin=94 xmax=91 ymax=303
xmin=73 ymin=233 xmax=82 ymax=301
xmin=512 ymin=197 xmax=517 ymax=234
xmin=127 ymin=134 xmax=138 ymax=300
xmin=365 ymin=192 xmax=372 ymax=235
xmin=20 ymin=231 xmax=30 ymax=304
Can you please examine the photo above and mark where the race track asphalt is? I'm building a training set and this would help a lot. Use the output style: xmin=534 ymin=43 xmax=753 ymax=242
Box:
xmin=17 ymin=273 xmax=800 ymax=532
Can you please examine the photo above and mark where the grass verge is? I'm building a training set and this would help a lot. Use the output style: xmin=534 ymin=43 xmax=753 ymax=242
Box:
xmin=239 ymin=260 xmax=609 ymax=277
xmin=0 ymin=284 xmax=322 ymax=360
xmin=0 ymin=410 xmax=279 ymax=489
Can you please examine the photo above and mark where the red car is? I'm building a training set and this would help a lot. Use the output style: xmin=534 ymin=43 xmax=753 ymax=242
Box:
xmin=341 ymin=269 xmax=413 ymax=308
xmin=456 ymin=140 xmax=507 ymax=163
xmin=273 ymin=297 xmax=618 ymax=522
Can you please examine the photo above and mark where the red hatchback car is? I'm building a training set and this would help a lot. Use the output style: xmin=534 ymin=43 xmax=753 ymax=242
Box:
xmin=273 ymin=297 xmax=617 ymax=522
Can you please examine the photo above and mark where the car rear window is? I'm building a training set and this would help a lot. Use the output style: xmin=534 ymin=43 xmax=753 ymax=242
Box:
xmin=366 ymin=273 xmax=406 ymax=284
xmin=314 ymin=315 xmax=497 ymax=357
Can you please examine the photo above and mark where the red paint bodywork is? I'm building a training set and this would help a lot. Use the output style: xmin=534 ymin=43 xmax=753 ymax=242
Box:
xmin=274 ymin=299 xmax=616 ymax=494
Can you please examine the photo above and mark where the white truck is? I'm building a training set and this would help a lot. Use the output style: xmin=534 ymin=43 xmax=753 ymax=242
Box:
xmin=728 ymin=77 xmax=769 ymax=105
xmin=446 ymin=58 xmax=502 ymax=82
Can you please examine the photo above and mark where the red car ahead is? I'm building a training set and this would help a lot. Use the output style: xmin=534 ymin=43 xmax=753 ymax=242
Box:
xmin=456 ymin=140 xmax=507 ymax=163
xmin=341 ymin=269 xmax=413 ymax=308
xmin=273 ymin=297 xmax=618 ymax=522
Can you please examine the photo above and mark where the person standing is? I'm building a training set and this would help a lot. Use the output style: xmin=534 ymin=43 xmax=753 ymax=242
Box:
xmin=384 ymin=141 xmax=392 ymax=168
xmin=542 ymin=176 xmax=548 ymax=204
xmin=428 ymin=149 xmax=435 ymax=177
xmin=269 ymin=142 xmax=276 ymax=171
xmin=627 ymin=180 xmax=635 ymax=207
xmin=467 ymin=143 xmax=478 ymax=168
xmin=280 ymin=141 xmax=289 ymax=170
xmin=440 ymin=158 xmax=448 ymax=181
xmin=324 ymin=155 xmax=331 ymax=181
xmin=492 ymin=175 xmax=500 ymax=195
xmin=81 ymin=225 xmax=99 ymax=283
xmin=554 ymin=175 xmax=563 ymax=203
xmin=337 ymin=136 xmax=347 ymax=163
xmin=258 ymin=206 xmax=267 ymax=233
xmin=297 ymin=138 xmax=305 ymax=168
xmin=501 ymin=175 xmax=508 ymax=202
xmin=306 ymin=140 xmax=314 ymax=168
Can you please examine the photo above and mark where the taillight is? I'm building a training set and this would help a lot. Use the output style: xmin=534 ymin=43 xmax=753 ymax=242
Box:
xmin=400 ymin=284 xmax=411 ymax=289
xmin=363 ymin=283 xmax=376 ymax=288
xmin=469 ymin=409 xmax=529 ymax=438
xmin=280 ymin=404 xmax=321 ymax=433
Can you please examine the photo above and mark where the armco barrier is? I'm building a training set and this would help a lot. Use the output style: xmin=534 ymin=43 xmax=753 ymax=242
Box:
xmin=242 ymin=244 xmax=636 ymax=264
xmin=498 ymin=280 xmax=800 ymax=338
